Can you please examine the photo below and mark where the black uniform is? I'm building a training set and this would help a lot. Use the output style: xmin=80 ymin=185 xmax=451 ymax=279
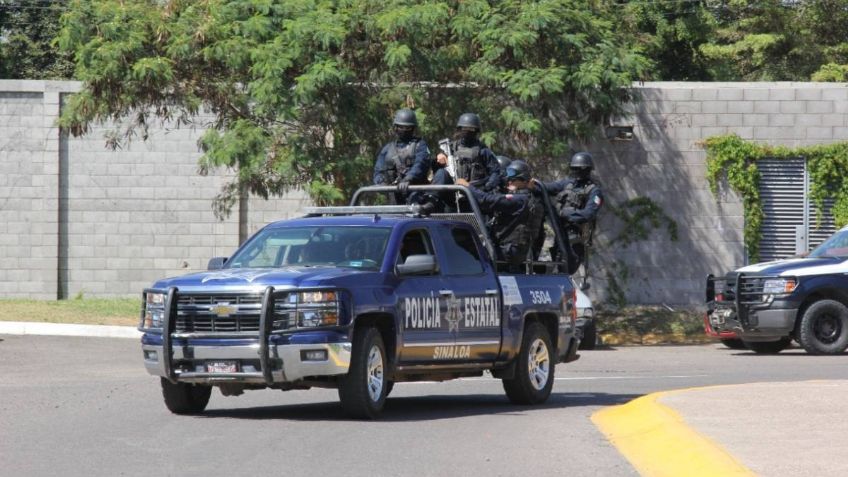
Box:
xmin=373 ymin=137 xmax=431 ymax=186
xmin=467 ymin=186 xmax=544 ymax=268
xmin=536 ymin=177 xmax=603 ymax=267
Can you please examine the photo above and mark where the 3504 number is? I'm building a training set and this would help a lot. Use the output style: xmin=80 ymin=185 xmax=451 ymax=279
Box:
xmin=529 ymin=290 xmax=552 ymax=304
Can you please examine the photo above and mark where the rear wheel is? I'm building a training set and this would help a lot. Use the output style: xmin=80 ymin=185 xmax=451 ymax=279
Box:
xmin=798 ymin=299 xmax=848 ymax=355
xmin=338 ymin=327 xmax=387 ymax=419
xmin=720 ymin=338 xmax=746 ymax=350
xmin=744 ymin=337 xmax=792 ymax=354
xmin=160 ymin=378 xmax=212 ymax=414
xmin=503 ymin=322 xmax=555 ymax=405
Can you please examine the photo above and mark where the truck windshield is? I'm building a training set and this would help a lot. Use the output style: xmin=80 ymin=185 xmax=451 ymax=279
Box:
xmin=227 ymin=226 xmax=392 ymax=270
xmin=809 ymin=229 xmax=848 ymax=258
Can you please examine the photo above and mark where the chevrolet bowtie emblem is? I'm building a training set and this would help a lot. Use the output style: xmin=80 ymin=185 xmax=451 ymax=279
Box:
xmin=210 ymin=304 xmax=236 ymax=318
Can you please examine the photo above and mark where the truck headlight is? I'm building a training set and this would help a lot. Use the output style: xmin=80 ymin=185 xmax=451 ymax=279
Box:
xmin=762 ymin=278 xmax=797 ymax=295
xmin=141 ymin=291 xmax=166 ymax=330
xmin=288 ymin=290 xmax=340 ymax=327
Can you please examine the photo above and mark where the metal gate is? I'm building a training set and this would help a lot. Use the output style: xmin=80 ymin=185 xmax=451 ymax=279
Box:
xmin=757 ymin=157 xmax=836 ymax=262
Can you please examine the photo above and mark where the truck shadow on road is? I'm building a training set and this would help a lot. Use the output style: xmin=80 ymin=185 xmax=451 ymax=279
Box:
xmin=199 ymin=391 xmax=641 ymax=422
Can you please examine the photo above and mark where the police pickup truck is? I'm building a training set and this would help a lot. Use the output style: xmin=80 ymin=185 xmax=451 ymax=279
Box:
xmin=706 ymin=225 xmax=848 ymax=355
xmin=139 ymin=185 xmax=580 ymax=418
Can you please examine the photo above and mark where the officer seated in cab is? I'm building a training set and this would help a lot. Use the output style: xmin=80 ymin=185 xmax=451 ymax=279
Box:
xmin=373 ymin=108 xmax=431 ymax=201
xmin=456 ymin=160 xmax=544 ymax=272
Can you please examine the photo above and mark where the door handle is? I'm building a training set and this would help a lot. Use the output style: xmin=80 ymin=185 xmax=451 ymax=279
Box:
xmin=439 ymin=289 xmax=453 ymax=296
xmin=485 ymin=289 xmax=499 ymax=295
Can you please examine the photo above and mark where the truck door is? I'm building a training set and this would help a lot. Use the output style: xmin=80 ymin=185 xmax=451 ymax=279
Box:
xmin=394 ymin=227 xmax=453 ymax=364
xmin=433 ymin=223 xmax=501 ymax=363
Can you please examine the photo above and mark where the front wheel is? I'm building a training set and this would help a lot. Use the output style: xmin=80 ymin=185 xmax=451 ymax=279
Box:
xmin=160 ymin=378 xmax=212 ymax=414
xmin=744 ymin=337 xmax=792 ymax=354
xmin=797 ymin=299 xmax=848 ymax=355
xmin=502 ymin=322 xmax=555 ymax=405
xmin=338 ymin=327 xmax=387 ymax=419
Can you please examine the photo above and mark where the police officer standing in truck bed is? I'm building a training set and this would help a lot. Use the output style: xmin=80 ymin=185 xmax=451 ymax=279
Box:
xmin=373 ymin=108 xmax=431 ymax=198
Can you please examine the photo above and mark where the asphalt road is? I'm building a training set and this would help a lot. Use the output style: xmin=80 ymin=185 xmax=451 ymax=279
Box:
xmin=2 ymin=335 xmax=847 ymax=477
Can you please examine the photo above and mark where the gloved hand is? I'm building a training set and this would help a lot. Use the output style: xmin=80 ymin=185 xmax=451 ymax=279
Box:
xmin=419 ymin=201 xmax=436 ymax=215
xmin=559 ymin=207 xmax=576 ymax=219
xmin=397 ymin=180 xmax=410 ymax=195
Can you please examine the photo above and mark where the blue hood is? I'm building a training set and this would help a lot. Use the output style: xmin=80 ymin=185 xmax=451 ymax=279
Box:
xmin=151 ymin=266 xmax=372 ymax=292
xmin=736 ymin=256 xmax=848 ymax=276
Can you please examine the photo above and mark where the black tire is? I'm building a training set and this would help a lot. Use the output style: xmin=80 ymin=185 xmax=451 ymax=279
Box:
xmin=797 ymin=299 xmax=848 ymax=355
xmin=578 ymin=320 xmax=597 ymax=350
xmin=744 ymin=337 xmax=792 ymax=354
xmin=160 ymin=378 xmax=212 ymax=414
xmin=502 ymin=322 xmax=555 ymax=405
xmin=385 ymin=380 xmax=395 ymax=398
xmin=338 ymin=327 xmax=387 ymax=419
xmin=720 ymin=338 xmax=746 ymax=350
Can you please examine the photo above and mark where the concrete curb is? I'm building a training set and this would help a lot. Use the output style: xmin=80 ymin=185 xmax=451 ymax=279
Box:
xmin=592 ymin=386 xmax=756 ymax=477
xmin=0 ymin=321 xmax=142 ymax=339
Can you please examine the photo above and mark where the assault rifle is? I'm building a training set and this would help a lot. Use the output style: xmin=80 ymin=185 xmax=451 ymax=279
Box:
xmin=438 ymin=138 xmax=458 ymax=179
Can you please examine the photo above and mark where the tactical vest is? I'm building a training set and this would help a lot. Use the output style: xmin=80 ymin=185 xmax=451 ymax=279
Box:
xmin=384 ymin=139 xmax=420 ymax=183
xmin=452 ymin=141 xmax=487 ymax=183
xmin=555 ymin=181 xmax=598 ymax=245
xmin=495 ymin=190 xmax=545 ymax=265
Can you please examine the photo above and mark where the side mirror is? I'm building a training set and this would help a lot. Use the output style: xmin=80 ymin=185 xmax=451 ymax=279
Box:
xmin=207 ymin=257 xmax=228 ymax=270
xmin=397 ymin=254 xmax=437 ymax=275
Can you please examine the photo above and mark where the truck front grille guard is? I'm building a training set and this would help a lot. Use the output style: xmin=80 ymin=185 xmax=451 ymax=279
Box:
xmin=162 ymin=286 xmax=285 ymax=386
xmin=706 ymin=273 xmax=785 ymax=328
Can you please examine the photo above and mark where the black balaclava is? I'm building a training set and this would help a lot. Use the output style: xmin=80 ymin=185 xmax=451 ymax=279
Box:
xmin=570 ymin=167 xmax=591 ymax=182
xmin=396 ymin=126 xmax=414 ymax=142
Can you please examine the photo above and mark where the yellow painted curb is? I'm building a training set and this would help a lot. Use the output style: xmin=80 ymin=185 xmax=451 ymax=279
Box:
xmin=591 ymin=389 xmax=755 ymax=477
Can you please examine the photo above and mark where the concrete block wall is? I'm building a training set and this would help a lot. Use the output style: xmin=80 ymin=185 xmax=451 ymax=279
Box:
xmin=582 ymin=82 xmax=848 ymax=305
xmin=2 ymin=80 xmax=847 ymax=304
xmin=0 ymin=81 xmax=308 ymax=299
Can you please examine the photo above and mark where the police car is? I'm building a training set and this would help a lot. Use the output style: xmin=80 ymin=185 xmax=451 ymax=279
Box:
xmin=707 ymin=225 xmax=848 ymax=355
xmin=139 ymin=185 xmax=581 ymax=419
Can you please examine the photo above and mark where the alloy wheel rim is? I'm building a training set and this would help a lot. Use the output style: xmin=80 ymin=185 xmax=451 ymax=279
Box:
xmin=367 ymin=345 xmax=384 ymax=402
xmin=527 ymin=338 xmax=550 ymax=391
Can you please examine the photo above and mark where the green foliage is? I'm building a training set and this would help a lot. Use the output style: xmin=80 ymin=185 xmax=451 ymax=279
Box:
xmin=0 ymin=0 xmax=74 ymax=79
xmin=595 ymin=305 xmax=709 ymax=345
xmin=56 ymin=0 xmax=647 ymax=214
xmin=613 ymin=0 xmax=848 ymax=82
xmin=613 ymin=0 xmax=717 ymax=80
xmin=812 ymin=63 xmax=848 ymax=82
xmin=608 ymin=197 xmax=678 ymax=247
xmin=703 ymin=134 xmax=848 ymax=262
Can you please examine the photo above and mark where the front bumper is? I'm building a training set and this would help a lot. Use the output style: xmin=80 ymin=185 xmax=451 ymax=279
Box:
xmin=142 ymin=340 xmax=351 ymax=384
xmin=141 ymin=286 xmax=351 ymax=386
xmin=706 ymin=273 xmax=799 ymax=340
xmin=707 ymin=306 xmax=797 ymax=340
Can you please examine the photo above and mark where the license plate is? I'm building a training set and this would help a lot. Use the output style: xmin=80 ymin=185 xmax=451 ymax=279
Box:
xmin=206 ymin=360 xmax=238 ymax=373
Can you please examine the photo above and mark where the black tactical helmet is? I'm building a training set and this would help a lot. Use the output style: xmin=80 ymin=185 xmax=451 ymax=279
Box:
xmin=393 ymin=108 xmax=417 ymax=127
xmin=505 ymin=159 xmax=531 ymax=181
xmin=496 ymin=155 xmax=512 ymax=173
xmin=456 ymin=112 xmax=482 ymax=131
xmin=570 ymin=151 xmax=594 ymax=170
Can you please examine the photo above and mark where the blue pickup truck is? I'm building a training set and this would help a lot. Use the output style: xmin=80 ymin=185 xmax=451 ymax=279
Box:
xmin=139 ymin=185 xmax=580 ymax=418
xmin=707 ymin=225 xmax=848 ymax=355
